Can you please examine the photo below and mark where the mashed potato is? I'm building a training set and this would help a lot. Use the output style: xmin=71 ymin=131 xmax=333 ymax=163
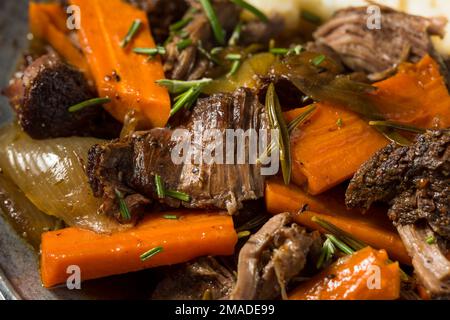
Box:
xmin=246 ymin=0 xmax=450 ymax=55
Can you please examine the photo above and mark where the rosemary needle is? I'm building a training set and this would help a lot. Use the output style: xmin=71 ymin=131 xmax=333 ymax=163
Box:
xmin=68 ymin=97 xmax=111 ymax=113
xmin=120 ymin=19 xmax=142 ymax=48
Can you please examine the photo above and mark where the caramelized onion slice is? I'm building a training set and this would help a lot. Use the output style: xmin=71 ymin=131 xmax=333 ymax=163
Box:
xmin=0 ymin=123 xmax=129 ymax=234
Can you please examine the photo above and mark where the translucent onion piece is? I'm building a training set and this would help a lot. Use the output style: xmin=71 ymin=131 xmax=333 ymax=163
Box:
xmin=0 ymin=123 xmax=128 ymax=233
xmin=0 ymin=172 xmax=61 ymax=250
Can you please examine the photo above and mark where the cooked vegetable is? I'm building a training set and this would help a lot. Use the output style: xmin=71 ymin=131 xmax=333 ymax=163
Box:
xmin=284 ymin=104 xmax=387 ymax=194
xmin=298 ymin=212 xmax=410 ymax=265
xmin=203 ymin=52 xmax=275 ymax=94
xmin=0 ymin=173 xmax=61 ymax=250
xmin=289 ymin=247 xmax=401 ymax=300
xmin=29 ymin=2 xmax=90 ymax=75
xmin=283 ymin=55 xmax=450 ymax=195
xmin=372 ymin=55 xmax=450 ymax=129
xmin=265 ymin=179 xmax=410 ymax=264
xmin=0 ymin=124 xmax=126 ymax=233
xmin=40 ymin=211 xmax=237 ymax=288
xmin=69 ymin=0 xmax=170 ymax=128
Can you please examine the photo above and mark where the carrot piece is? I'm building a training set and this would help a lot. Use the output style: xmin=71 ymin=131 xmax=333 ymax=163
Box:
xmin=69 ymin=0 xmax=170 ymax=128
xmin=29 ymin=2 xmax=90 ymax=75
xmin=285 ymin=104 xmax=387 ymax=194
xmin=373 ymin=55 xmax=450 ymax=128
xmin=289 ymin=247 xmax=401 ymax=300
xmin=265 ymin=180 xmax=410 ymax=265
xmin=40 ymin=211 xmax=237 ymax=288
xmin=285 ymin=55 xmax=450 ymax=195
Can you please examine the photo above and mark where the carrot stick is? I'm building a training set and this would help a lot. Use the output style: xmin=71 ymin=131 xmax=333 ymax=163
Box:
xmin=41 ymin=211 xmax=237 ymax=288
xmin=285 ymin=55 xmax=450 ymax=195
xmin=29 ymin=2 xmax=90 ymax=75
xmin=289 ymin=247 xmax=401 ymax=300
xmin=69 ymin=0 xmax=171 ymax=128
xmin=265 ymin=180 xmax=410 ymax=265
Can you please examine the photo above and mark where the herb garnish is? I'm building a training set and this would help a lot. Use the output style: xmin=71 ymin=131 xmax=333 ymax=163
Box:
xmin=259 ymin=105 xmax=316 ymax=164
xmin=133 ymin=46 xmax=166 ymax=58
xmin=199 ymin=0 xmax=225 ymax=45
xmin=312 ymin=216 xmax=410 ymax=281
xmin=311 ymin=54 xmax=326 ymax=67
xmin=68 ymin=97 xmax=111 ymax=113
xmin=270 ymin=45 xmax=304 ymax=56
xmin=140 ymin=246 xmax=163 ymax=262
xmin=177 ymin=38 xmax=193 ymax=51
xmin=426 ymin=235 xmax=436 ymax=245
xmin=163 ymin=214 xmax=179 ymax=220
xmin=170 ymin=17 xmax=193 ymax=32
xmin=228 ymin=22 xmax=243 ymax=46
xmin=231 ymin=0 xmax=269 ymax=23
xmin=197 ymin=41 xmax=222 ymax=65
xmin=154 ymin=174 xmax=165 ymax=199
xmin=154 ymin=174 xmax=191 ymax=202
xmin=336 ymin=118 xmax=343 ymax=128
xmin=316 ymin=238 xmax=336 ymax=269
xmin=265 ymin=83 xmax=292 ymax=185
xmin=369 ymin=121 xmax=426 ymax=134
xmin=157 ymin=78 xmax=212 ymax=94
xmin=114 ymin=189 xmax=131 ymax=221
xmin=120 ymin=19 xmax=142 ymax=48
xmin=237 ymin=230 xmax=251 ymax=239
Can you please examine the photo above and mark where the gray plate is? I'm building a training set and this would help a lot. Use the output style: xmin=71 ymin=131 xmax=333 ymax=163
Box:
xmin=0 ymin=0 xmax=157 ymax=300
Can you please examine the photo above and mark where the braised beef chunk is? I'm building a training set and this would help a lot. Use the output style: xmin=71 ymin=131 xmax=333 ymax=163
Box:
xmin=152 ymin=257 xmax=236 ymax=300
xmin=346 ymin=131 xmax=450 ymax=239
xmin=163 ymin=0 xmax=240 ymax=80
xmin=129 ymin=0 xmax=189 ymax=44
xmin=346 ymin=130 xmax=450 ymax=297
xmin=230 ymin=213 xmax=320 ymax=300
xmin=2 ymin=54 xmax=121 ymax=139
xmin=238 ymin=16 xmax=285 ymax=47
xmin=313 ymin=6 xmax=447 ymax=81
xmin=87 ymin=88 xmax=268 ymax=217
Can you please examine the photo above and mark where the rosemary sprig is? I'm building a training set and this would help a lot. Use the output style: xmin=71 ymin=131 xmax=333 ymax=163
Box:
xmin=170 ymin=17 xmax=193 ymax=32
xmin=369 ymin=121 xmax=426 ymax=134
xmin=258 ymin=105 xmax=316 ymax=164
xmin=68 ymin=97 xmax=111 ymax=113
xmin=316 ymin=238 xmax=336 ymax=269
xmin=156 ymin=78 xmax=212 ymax=94
xmin=170 ymin=85 xmax=203 ymax=117
xmin=199 ymin=0 xmax=225 ymax=45
xmin=133 ymin=46 xmax=166 ymax=59
xmin=326 ymin=234 xmax=354 ymax=255
xmin=177 ymin=38 xmax=193 ymax=51
xmin=120 ymin=19 xmax=142 ymax=48
xmin=114 ymin=189 xmax=131 ymax=221
xmin=140 ymin=246 xmax=163 ymax=262
xmin=228 ymin=22 xmax=243 ymax=46
xmin=264 ymin=84 xmax=292 ymax=184
xmin=230 ymin=0 xmax=269 ymax=23
xmin=311 ymin=216 xmax=410 ymax=281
